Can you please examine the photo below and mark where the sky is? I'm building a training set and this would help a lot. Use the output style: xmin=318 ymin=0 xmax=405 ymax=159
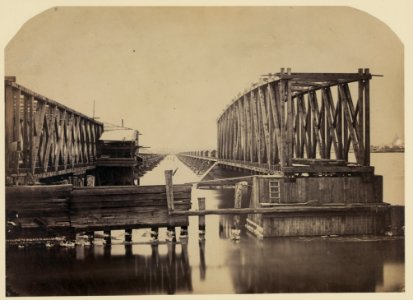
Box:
xmin=4 ymin=6 xmax=404 ymax=153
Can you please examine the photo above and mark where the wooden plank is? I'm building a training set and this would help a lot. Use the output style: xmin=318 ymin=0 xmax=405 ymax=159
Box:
xmin=6 ymin=184 xmax=73 ymax=198
xmin=28 ymin=96 xmax=34 ymax=174
xmin=358 ymin=68 xmax=364 ymax=163
xmin=258 ymin=87 xmax=271 ymax=168
xmin=22 ymin=94 xmax=30 ymax=168
xmin=13 ymin=88 xmax=22 ymax=174
xmin=244 ymin=94 xmax=254 ymax=162
xmin=239 ymin=98 xmax=247 ymax=162
xmin=73 ymin=184 xmax=191 ymax=195
xmin=5 ymin=84 xmax=14 ymax=174
xmin=297 ymin=95 xmax=308 ymax=157
xmin=171 ymin=203 xmax=388 ymax=216
xmin=276 ymin=72 xmax=372 ymax=80
xmin=279 ymin=77 xmax=286 ymax=167
xmin=251 ymin=90 xmax=260 ymax=163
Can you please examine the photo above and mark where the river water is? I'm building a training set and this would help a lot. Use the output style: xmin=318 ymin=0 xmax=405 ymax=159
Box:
xmin=6 ymin=153 xmax=404 ymax=295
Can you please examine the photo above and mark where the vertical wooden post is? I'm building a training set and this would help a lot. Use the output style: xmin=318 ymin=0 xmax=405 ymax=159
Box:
xmin=125 ymin=228 xmax=132 ymax=244
xmin=166 ymin=225 xmax=176 ymax=242
xmin=13 ymin=88 xmax=21 ymax=174
xmin=286 ymin=68 xmax=293 ymax=166
xmin=231 ymin=181 xmax=248 ymax=240
xmin=279 ymin=69 xmax=286 ymax=167
xmin=364 ymin=68 xmax=370 ymax=166
xmin=199 ymin=239 xmax=206 ymax=280
xmin=167 ymin=242 xmax=177 ymax=294
xmin=165 ymin=170 xmax=174 ymax=213
xmin=5 ymin=83 xmax=14 ymax=175
xmin=22 ymin=94 xmax=29 ymax=168
xmin=180 ymin=225 xmax=188 ymax=239
xmin=198 ymin=197 xmax=206 ymax=240
xmin=358 ymin=68 xmax=364 ymax=163
xmin=104 ymin=230 xmax=111 ymax=246
xmin=86 ymin=231 xmax=94 ymax=243
xmin=150 ymin=227 xmax=159 ymax=245
xmin=86 ymin=175 xmax=95 ymax=187
xmin=342 ymin=86 xmax=349 ymax=162
xmin=29 ymin=96 xmax=34 ymax=175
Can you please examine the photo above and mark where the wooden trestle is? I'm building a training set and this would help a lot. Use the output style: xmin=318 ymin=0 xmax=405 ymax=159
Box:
xmin=215 ymin=68 xmax=373 ymax=173
xmin=176 ymin=69 xmax=402 ymax=238
xmin=5 ymin=77 xmax=103 ymax=184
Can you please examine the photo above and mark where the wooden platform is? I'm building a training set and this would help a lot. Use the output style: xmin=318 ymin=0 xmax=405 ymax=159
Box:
xmin=6 ymin=183 xmax=192 ymax=238
xmin=245 ymin=174 xmax=388 ymax=238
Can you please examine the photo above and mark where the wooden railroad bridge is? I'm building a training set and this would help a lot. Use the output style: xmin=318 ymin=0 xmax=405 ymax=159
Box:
xmin=4 ymin=76 xmax=163 ymax=186
xmin=5 ymin=76 xmax=104 ymax=185
xmin=178 ymin=68 xmax=374 ymax=176
xmin=177 ymin=68 xmax=403 ymax=238
xmin=4 ymin=69 xmax=403 ymax=241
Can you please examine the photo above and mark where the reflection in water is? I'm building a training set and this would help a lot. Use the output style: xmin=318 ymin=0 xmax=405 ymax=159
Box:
xmin=7 ymin=241 xmax=194 ymax=296
xmin=6 ymin=154 xmax=405 ymax=295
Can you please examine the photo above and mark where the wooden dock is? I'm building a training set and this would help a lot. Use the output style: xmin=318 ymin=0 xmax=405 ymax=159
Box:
xmin=6 ymin=171 xmax=191 ymax=240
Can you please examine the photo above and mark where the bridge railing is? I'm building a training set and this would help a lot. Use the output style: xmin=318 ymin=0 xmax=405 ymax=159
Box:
xmin=5 ymin=77 xmax=103 ymax=183
xmin=217 ymin=68 xmax=373 ymax=168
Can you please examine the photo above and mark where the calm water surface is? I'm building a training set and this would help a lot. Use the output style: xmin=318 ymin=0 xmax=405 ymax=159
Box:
xmin=6 ymin=153 xmax=404 ymax=295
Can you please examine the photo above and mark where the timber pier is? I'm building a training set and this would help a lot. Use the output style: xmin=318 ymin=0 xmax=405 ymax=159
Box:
xmin=5 ymin=69 xmax=404 ymax=245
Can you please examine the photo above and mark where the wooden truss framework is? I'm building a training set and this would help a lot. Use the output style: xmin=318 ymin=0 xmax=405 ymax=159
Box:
xmin=217 ymin=68 xmax=372 ymax=170
xmin=5 ymin=77 xmax=104 ymax=182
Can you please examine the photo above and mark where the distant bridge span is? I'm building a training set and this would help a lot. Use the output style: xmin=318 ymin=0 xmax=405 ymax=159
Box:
xmin=180 ymin=68 xmax=376 ymax=175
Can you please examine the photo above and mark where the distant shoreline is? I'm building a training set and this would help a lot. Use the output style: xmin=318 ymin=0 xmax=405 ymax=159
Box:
xmin=371 ymin=150 xmax=404 ymax=153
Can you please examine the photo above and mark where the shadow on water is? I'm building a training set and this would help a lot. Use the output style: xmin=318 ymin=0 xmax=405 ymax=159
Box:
xmin=6 ymin=154 xmax=405 ymax=295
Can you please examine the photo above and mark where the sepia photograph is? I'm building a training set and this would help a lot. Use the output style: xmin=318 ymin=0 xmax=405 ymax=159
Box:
xmin=1 ymin=1 xmax=410 ymax=297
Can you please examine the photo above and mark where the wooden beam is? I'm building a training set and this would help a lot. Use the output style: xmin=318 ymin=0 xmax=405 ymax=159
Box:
xmin=13 ymin=88 xmax=21 ymax=174
xmin=5 ymin=84 xmax=14 ymax=174
xmin=276 ymin=72 xmax=372 ymax=81
xmin=171 ymin=203 xmax=388 ymax=216
xmin=258 ymin=87 xmax=272 ymax=168
xmin=279 ymin=73 xmax=286 ymax=167
xmin=251 ymin=90 xmax=260 ymax=164
xmin=364 ymin=68 xmax=371 ymax=166
xmin=165 ymin=170 xmax=174 ymax=214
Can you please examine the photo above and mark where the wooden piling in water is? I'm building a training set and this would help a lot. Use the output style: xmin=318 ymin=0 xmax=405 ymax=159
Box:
xmin=104 ymin=230 xmax=111 ymax=245
xmin=151 ymin=227 xmax=159 ymax=245
xmin=231 ymin=181 xmax=248 ymax=240
xmin=180 ymin=226 xmax=188 ymax=239
xmin=125 ymin=228 xmax=132 ymax=243
xmin=198 ymin=197 xmax=206 ymax=240
xmin=199 ymin=240 xmax=206 ymax=280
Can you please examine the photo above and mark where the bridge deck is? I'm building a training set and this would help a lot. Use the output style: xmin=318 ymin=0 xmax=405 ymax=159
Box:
xmin=177 ymin=154 xmax=374 ymax=175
